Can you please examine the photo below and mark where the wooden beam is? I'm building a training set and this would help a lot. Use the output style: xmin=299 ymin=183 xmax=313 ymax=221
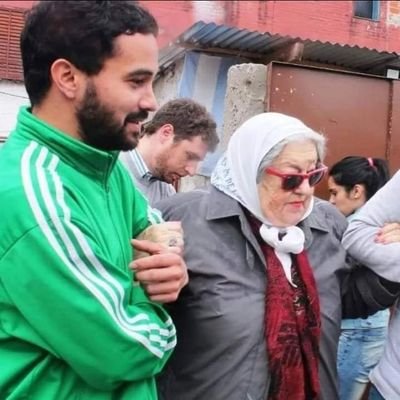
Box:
xmin=261 ymin=41 xmax=304 ymax=64
xmin=177 ymin=41 xmax=305 ymax=65
xmin=177 ymin=43 xmax=263 ymax=61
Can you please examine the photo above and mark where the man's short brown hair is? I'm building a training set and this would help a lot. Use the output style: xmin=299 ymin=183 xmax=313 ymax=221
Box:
xmin=143 ymin=98 xmax=219 ymax=151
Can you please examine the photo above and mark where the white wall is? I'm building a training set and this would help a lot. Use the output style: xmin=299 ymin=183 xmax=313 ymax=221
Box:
xmin=153 ymin=58 xmax=210 ymax=192
xmin=153 ymin=58 xmax=184 ymax=107
xmin=0 ymin=80 xmax=30 ymax=137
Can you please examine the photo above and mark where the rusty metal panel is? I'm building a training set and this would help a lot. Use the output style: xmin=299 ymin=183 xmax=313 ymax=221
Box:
xmin=389 ymin=81 xmax=400 ymax=173
xmin=265 ymin=62 xmax=392 ymax=200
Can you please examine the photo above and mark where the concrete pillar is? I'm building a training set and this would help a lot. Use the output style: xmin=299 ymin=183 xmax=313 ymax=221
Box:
xmin=221 ymin=63 xmax=268 ymax=151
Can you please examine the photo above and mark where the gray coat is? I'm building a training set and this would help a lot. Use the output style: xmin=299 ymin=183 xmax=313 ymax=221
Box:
xmin=156 ymin=186 xmax=350 ymax=400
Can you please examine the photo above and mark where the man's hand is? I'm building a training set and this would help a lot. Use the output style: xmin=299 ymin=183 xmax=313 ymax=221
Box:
xmin=130 ymin=238 xmax=188 ymax=303
xmin=375 ymin=222 xmax=400 ymax=244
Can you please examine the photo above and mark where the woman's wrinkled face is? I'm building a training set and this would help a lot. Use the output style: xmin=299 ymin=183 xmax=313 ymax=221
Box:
xmin=257 ymin=140 xmax=318 ymax=227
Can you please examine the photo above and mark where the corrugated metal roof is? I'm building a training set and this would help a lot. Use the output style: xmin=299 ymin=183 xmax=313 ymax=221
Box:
xmin=159 ymin=21 xmax=400 ymax=75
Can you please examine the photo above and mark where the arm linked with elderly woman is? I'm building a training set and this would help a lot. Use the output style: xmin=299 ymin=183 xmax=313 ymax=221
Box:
xmin=342 ymin=170 xmax=400 ymax=399
xmin=154 ymin=113 xmax=400 ymax=400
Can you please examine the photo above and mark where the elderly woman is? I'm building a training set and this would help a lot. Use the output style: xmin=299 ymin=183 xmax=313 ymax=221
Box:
xmin=154 ymin=113 xmax=399 ymax=400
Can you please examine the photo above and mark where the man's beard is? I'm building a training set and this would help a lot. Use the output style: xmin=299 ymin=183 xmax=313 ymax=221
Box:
xmin=153 ymin=148 xmax=177 ymax=184
xmin=76 ymin=82 xmax=148 ymax=151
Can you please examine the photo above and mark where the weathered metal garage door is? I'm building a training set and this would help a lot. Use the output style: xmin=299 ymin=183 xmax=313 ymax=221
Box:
xmin=266 ymin=62 xmax=400 ymax=200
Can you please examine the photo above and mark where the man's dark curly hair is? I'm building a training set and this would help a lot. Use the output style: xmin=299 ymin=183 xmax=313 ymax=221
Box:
xmin=143 ymin=98 xmax=219 ymax=151
xmin=21 ymin=0 xmax=158 ymax=106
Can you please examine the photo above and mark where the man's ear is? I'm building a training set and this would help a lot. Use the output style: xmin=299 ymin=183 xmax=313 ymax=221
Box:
xmin=50 ymin=59 xmax=83 ymax=100
xmin=159 ymin=124 xmax=174 ymax=143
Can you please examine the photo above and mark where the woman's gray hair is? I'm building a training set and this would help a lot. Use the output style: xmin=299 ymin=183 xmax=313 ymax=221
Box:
xmin=256 ymin=132 xmax=326 ymax=183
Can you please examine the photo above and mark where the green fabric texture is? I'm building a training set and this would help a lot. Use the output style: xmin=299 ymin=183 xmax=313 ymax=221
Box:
xmin=0 ymin=107 xmax=175 ymax=399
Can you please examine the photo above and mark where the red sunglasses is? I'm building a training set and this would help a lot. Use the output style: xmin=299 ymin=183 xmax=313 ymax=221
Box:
xmin=265 ymin=165 xmax=328 ymax=191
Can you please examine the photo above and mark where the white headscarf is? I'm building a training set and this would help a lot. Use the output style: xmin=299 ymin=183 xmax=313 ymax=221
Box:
xmin=211 ymin=113 xmax=320 ymax=285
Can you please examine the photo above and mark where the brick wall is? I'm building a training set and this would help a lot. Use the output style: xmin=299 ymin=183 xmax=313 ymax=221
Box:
xmin=231 ymin=0 xmax=400 ymax=52
xmin=0 ymin=1 xmax=36 ymax=9
xmin=388 ymin=0 xmax=400 ymax=26
xmin=140 ymin=0 xmax=400 ymax=53
xmin=1 ymin=0 xmax=400 ymax=82
xmin=1 ymin=1 xmax=400 ymax=51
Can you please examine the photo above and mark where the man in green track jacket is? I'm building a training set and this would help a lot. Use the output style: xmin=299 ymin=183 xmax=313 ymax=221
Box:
xmin=0 ymin=1 xmax=187 ymax=399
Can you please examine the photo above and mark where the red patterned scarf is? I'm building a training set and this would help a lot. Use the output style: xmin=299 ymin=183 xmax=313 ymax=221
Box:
xmin=248 ymin=215 xmax=321 ymax=400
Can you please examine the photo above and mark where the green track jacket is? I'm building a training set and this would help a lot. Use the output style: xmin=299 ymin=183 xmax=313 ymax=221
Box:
xmin=0 ymin=107 xmax=176 ymax=399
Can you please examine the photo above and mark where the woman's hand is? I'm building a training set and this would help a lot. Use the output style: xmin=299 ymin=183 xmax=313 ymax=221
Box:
xmin=375 ymin=222 xmax=400 ymax=244
xmin=133 ymin=221 xmax=184 ymax=259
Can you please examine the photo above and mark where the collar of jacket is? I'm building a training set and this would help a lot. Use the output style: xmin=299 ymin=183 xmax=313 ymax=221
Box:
xmin=15 ymin=107 xmax=119 ymax=184
xmin=206 ymin=186 xmax=331 ymax=251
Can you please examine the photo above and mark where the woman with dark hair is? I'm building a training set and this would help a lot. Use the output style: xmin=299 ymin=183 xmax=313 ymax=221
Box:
xmin=328 ymin=157 xmax=389 ymax=218
xmin=328 ymin=156 xmax=390 ymax=400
